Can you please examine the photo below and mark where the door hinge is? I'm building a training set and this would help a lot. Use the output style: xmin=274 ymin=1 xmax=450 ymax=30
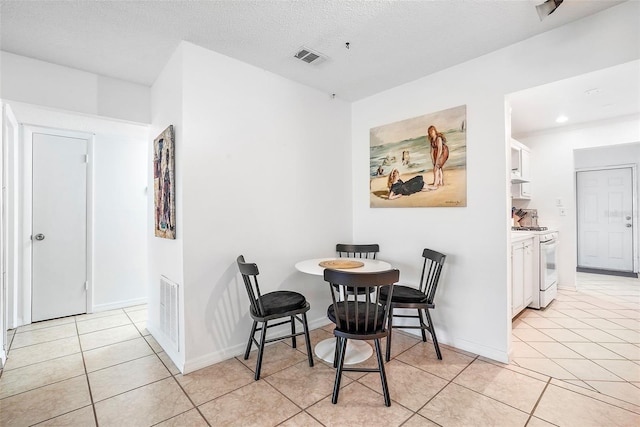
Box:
xmin=84 ymin=154 xmax=89 ymax=163
xmin=84 ymin=281 xmax=88 ymax=291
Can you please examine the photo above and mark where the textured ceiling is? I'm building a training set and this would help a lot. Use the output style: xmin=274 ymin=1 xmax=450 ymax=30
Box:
xmin=0 ymin=0 xmax=628 ymax=101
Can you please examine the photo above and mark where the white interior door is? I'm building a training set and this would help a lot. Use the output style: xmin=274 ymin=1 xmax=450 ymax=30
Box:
xmin=32 ymin=133 xmax=87 ymax=322
xmin=577 ymin=167 xmax=634 ymax=272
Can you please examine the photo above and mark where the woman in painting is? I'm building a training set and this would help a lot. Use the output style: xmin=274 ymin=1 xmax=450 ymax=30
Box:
xmin=387 ymin=168 xmax=431 ymax=200
xmin=427 ymin=125 xmax=449 ymax=188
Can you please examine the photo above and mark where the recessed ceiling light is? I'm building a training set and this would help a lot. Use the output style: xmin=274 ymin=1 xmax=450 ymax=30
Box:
xmin=556 ymin=115 xmax=568 ymax=123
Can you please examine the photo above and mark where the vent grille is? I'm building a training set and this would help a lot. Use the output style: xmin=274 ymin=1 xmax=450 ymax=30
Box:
xmin=160 ymin=275 xmax=179 ymax=352
xmin=293 ymin=46 xmax=327 ymax=65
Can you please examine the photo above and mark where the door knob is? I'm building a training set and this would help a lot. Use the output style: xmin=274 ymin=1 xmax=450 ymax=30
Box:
xmin=626 ymin=216 xmax=632 ymax=220
xmin=626 ymin=224 xmax=632 ymax=228
xmin=34 ymin=233 xmax=45 ymax=241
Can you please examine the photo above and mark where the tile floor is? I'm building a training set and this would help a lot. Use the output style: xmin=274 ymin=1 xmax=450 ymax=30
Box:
xmin=0 ymin=272 xmax=638 ymax=426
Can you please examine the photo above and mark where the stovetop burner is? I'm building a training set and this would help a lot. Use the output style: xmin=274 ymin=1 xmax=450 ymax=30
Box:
xmin=512 ymin=226 xmax=548 ymax=231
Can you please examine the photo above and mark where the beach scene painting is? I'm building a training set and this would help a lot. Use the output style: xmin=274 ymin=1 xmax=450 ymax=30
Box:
xmin=370 ymin=105 xmax=467 ymax=208
xmin=154 ymin=125 xmax=176 ymax=239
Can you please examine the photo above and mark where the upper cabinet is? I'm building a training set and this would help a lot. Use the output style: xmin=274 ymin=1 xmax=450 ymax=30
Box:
xmin=511 ymin=138 xmax=531 ymax=199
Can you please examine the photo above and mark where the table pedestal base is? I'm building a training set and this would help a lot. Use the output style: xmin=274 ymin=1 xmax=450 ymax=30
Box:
xmin=314 ymin=337 xmax=373 ymax=365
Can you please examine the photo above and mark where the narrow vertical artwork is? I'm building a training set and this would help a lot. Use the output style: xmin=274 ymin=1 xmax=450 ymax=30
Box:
xmin=154 ymin=125 xmax=176 ymax=239
xmin=369 ymin=105 xmax=467 ymax=208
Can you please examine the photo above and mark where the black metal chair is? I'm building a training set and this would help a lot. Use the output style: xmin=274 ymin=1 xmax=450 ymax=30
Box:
xmin=380 ymin=248 xmax=446 ymax=362
xmin=237 ymin=255 xmax=314 ymax=380
xmin=324 ymin=268 xmax=399 ymax=407
xmin=336 ymin=243 xmax=379 ymax=259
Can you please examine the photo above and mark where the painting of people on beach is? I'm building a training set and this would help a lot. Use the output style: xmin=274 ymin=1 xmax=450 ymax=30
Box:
xmin=370 ymin=105 xmax=467 ymax=208
xmin=154 ymin=125 xmax=176 ymax=238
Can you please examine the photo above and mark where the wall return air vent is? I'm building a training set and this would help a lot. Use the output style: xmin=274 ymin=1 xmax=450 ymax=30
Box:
xmin=294 ymin=46 xmax=327 ymax=65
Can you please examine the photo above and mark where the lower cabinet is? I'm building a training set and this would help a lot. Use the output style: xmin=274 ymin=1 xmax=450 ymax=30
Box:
xmin=512 ymin=237 xmax=534 ymax=318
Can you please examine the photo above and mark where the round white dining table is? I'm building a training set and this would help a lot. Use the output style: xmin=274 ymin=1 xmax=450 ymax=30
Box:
xmin=295 ymin=257 xmax=393 ymax=365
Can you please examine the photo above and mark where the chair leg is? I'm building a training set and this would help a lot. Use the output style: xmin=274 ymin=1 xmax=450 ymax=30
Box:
xmin=332 ymin=337 xmax=347 ymax=404
xmin=301 ymin=312 xmax=314 ymax=367
xmin=333 ymin=335 xmax=340 ymax=368
xmin=291 ymin=316 xmax=297 ymax=348
xmin=375 ymin=338 xmax=391 ymax=407
xmin=255 ymin=320 xmax=268 ymax=380
xmin=385 ymin=306 xmax=394 ymax=362
xmin=424 ymin=308 xmax=442 ymax=360
xmin=244 ymin=320 xmax=258 ymax=360
xmin=418 ymin=309 xmax=428 ymax=342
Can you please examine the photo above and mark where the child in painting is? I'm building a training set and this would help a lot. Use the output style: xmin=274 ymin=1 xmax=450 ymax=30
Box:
xmin=387 ymin=168 xmax=431 ymax=200
xmin=427 ymin=125 xmax=449 ymax=188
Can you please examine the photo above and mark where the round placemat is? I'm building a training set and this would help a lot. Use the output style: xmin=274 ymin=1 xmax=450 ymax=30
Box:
xmin=319 ymin=260 xmax=364 ymax=269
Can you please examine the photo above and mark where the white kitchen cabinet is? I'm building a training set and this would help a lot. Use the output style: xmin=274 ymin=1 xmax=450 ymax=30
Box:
xmin=511 ymin=139 xmax=531 ymax=199
xmin=512 ymin=237 xmax=534 ymax=318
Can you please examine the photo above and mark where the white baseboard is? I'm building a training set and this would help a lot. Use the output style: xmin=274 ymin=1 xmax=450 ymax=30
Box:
xmin=91 ymin=297 xmax=147 ymax=313
xmin=182 ymin=316 xmax=331 ymax=374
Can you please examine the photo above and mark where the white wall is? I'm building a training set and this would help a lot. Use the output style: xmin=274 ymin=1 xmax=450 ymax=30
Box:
xmin=149 ymin=42 xmax=352 ymax=373
xmin=519 ymin=116 xmax=640 ymax=288
xmin=147 ymin=46 xmax=185 ymax=369
xmin=1 ymin=51 xmax=151 ymax=123
xmin=7 ymin=102 xmax=149 ymax=322
xmin=351 ymin=1 xmax=640 ymax=362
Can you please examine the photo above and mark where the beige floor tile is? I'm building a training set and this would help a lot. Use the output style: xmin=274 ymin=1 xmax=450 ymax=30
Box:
xmin=578 ymin=317 xmax=629 ymax=330
xmin=526 ymin=416 xmax=557 ymax=427
xmin=485 ymin=357 xmax=551 ymax=383
xmin=239 ymin=341 xmax=308 ymax=378
xmin=265 ymin=359 xmax=347 ymax=409
xmin=585 ymin=380 xmax=640 ymax=406
xmin=88 ymin=354 xmax=170 ymax=402
xmin=551 ymin=377 xmax=640 ymax=416
xmin=606 ymin=329 xmax=640 ymax=344
xmin=158 ymin=351 xmax=181 ymax=375
xmin=535 ymin=328 xmax=591 ymax=343
xmin=453 ymin=358 xmax=548 ymax=413
xmin=94 ymin=377 xmax=192 ymax=427
xmin=527 ymin=342 xmax=584 ymax=359
xmin=553 ymin=358 xmax=625 ymax=381
xmin=76 ymin=313 xmax=132 ymax=335
xmin=83 ymin=337 xmax=153 ymax=372
xmin=0 ymin=353 xmax=85 ymax=399
xmin=284 ymin=327 xmax=333 ymax=357
xmin=34 ymin=405 xmax=96 ymax=426
xmin=419 ymin=383 xmax=529 ymax=427
xmin=395 ymin=343 xmax=475 ymax=381
xmin=511 ymin=341 xmax=545 ymax=358
xmin=75 ymin=309 xmax=124 ymax=322
xmin=3 ymin=336 xmax=80 ymax=371
xmin=154 ymin=409 xmax=208 ymax=427
xmin=402 ymin=414 xmax=440 ymax=427
xmin=573 ymin=328 xmax=626 ymax=343
xmin=0 ymin=376 xmax=91 ymax=427
xmin=522 ymin=317 xmax=565 ymax=329
xmin=359 ymin=359 xmax=448 ymax=411
xmin=79 ymin=324 xmax=140 ymax=351
xmin=176 ymin=358 xmax=254 ymax=405
xmin=588 ymin=309 xmax=630 ymax=319
xmin=279 ymin=411 xmax=324 ymax=427
xmin=534 ymin=384 xmax=640 ymax=426
xmin=598 ymin=342 xmax=640 ymax=360
xmin=198 ymin=380 xmax=300 ymax=426
xmin=512 ymin=358 xmax=577 ymax=380
xmin=546 ymin=317 xmax=594 ymax=329
xmin=556 ymin=308 xmax=598 ymax=319
xmin=383 ymin=330 xmax=421 ymax=360
xmin=16 ymin=316 xmax=76 ymax=333
xmin=561 ymin=379 xmax=598 ymax=392
xmin=123 ymin=304 xmax=147 ymax=313
xmin=594 ymin=359 xmax=640 ymax=382
xmin=306 ymin=381 xmax=413 ymax=426
xmin=563 ymin=342 xmax=626 ymax=360
xmin=609 ymin=317 xmax=640 ymax=329
xmin=512 ymin=329 xmax=556 ymax=342
xmin=126 ymin=309 xmax=148 ymax=323
xmin=11 ymin=323 xmax=78 ymax=349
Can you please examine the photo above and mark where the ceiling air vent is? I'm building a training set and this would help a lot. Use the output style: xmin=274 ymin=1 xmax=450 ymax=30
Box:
xmin=294 ymin=46 xmax=327 ymax=65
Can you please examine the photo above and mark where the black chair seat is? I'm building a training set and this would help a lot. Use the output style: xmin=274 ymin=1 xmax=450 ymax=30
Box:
xmin=255 ymin=291 xmax=307 ymax=317
xmin=327 ymin=302 xmax=386 ymax=334
xmin=380 ymin=285 xmax=429 ymax=304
